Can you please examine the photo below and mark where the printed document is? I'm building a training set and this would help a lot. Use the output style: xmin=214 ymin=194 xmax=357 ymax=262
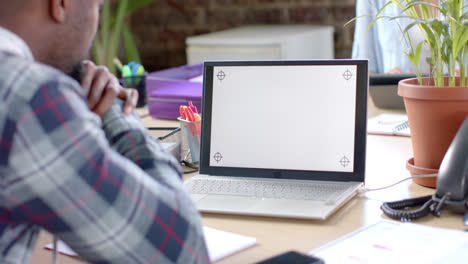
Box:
xmin=310 ymin=220 xmax=468 ymax=264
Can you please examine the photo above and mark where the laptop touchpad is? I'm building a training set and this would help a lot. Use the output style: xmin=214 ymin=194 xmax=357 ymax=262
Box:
xmin=197 ymin=195 xmax=259 ymax=211
xmin=190 ymin=194 xmax=208 ymax=202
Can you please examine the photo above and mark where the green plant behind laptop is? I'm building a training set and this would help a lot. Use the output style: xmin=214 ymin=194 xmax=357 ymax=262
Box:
xmin=348 ymin=0 xmax=468 ymax=87
xmin=92 ymin=0 xmax=152 ymax=75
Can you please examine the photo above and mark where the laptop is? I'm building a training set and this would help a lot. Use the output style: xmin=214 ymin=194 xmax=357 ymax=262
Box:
xmin=184 ymin=60 xmax=368 ymax=220
xmin=369 ymin=73 xmax=416 ymax=109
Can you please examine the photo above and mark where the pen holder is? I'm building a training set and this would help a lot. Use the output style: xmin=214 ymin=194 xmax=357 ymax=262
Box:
xmin=178 ymin=117 xmax=201 ymax=165
xmin=122 ymin=74 xmax=147 ymax=107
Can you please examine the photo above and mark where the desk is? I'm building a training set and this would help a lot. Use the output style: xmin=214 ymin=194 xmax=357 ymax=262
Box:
xmin=30 ymin=97 xmax=467 ymax=264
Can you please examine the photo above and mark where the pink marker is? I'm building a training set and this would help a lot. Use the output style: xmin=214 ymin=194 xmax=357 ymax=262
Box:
xmin=188 ymin=101 xmax=198 ymax=114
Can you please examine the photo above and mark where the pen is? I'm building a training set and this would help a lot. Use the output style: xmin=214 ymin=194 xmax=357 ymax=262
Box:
xmin=192 ymin=112 xmax=201 ymax=138
xmin=184 ymin=106 xmax=195 ymax=122
xmin=180 ymin=105 xmax=187 ymax=120
xmin=180 ymin=105 xmax=197 ymax=136
xmin=185 ymin=105 xmax=201 ymax=139
xmin=189 ymin=101 xmax=198 ymax=114
xmin=180 ymin=102 xmax=201 ymax=139
xmin=113 ymin=58 xmax=123 ymax=72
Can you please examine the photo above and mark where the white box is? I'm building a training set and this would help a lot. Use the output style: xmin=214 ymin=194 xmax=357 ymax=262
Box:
xmin=186 ymin=25 xmax=334 ymax=64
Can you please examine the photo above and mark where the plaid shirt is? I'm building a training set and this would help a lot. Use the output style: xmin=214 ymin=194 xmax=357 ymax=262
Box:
xmin=0 ymin=28 xmax=209 ymax=264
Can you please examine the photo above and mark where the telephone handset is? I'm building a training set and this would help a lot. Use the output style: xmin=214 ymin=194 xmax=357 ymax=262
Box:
xmin=381 ymin=117 xmax=468 ymax=221
xmin=434 ymin=117 xmax=468 ymax=213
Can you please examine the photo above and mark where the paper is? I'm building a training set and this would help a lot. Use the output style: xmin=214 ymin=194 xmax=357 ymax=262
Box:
xmin=45 ymin=226 xmax=257 ymax=263
xmin=45 ymin=240 xmax=77 ymax=258
xmin=310 ymin=220 xmax=468 ymax=264
xmin=203 ymin=226 xmax=257 ymax=262
xmin=367 ymin=113 xmax=410 ymax=137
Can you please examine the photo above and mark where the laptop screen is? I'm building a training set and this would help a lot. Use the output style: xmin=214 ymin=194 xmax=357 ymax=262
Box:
xmin=200 ymin=60 xmax=368 ymax=182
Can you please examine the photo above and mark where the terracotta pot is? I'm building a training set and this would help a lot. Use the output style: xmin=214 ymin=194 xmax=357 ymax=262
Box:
xmin=398 ymin=77 xmax=468 ymax=188
xmin=406 ymin=158 xmax=438 ymax=188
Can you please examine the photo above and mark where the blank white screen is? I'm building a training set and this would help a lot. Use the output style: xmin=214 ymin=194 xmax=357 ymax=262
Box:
xmin=209 ymin=65 xmax=357 ymax=173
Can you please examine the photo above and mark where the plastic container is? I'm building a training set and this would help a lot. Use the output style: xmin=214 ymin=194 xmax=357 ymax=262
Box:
xmin=178 ymin=117 xmax=201 ymax=165
xmin=122 ymin=74 xmax=147 ymax=107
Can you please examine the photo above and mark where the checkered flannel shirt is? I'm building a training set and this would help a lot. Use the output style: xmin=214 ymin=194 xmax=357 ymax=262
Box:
xmin=0 ymin=50 xmax=209 ymax=263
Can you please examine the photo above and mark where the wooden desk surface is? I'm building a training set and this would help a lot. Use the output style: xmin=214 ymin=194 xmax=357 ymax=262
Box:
xmin=30 ymin=98 xmax=467 ymax=264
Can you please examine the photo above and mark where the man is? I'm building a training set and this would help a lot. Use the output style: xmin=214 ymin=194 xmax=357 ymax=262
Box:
xmin=0 ymin=0 xmax=209 ymax=263
xmin=352 ymin=0 xmax=433 ymax=74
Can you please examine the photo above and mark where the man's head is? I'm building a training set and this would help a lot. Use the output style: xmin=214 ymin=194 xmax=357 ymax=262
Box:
xmin=0 ymin=0 xmax=103 ymax=75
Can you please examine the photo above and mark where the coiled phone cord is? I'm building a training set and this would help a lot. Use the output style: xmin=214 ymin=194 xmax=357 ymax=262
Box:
xmin=359 ymin=173 xmax=452 ymax=221
xmin=380 ymin=193 xmax=451 ymax=221
xmin=380 ymin=195 xmax=435 ymax=221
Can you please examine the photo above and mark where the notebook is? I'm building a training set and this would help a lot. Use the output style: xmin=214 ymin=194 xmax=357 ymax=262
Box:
xmin=184 ymin=60 xmax=368 ymax=220
xmin=367 ymin=114 xmax=410 ymax=137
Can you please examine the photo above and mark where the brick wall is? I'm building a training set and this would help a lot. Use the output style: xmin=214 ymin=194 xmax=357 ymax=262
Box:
xmin=130 ymin=0 xmax=356 ymax=71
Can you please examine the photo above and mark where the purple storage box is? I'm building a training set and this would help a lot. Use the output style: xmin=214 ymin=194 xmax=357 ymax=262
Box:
xmin=146 ymin=63 xmax=203 ymax=120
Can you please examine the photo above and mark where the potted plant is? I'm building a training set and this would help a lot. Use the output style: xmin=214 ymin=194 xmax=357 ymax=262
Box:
xmin=92 ymin=0 xmax=152 ymax=75
xmin=352 ymin=0 xmax=468 ymax=188
xmin=92 ymin=0 xmax=152 ymax=107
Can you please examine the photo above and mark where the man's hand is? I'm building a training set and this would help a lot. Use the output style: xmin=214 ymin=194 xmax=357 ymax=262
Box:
xmin=386 ymin=67 xmax=404 ymax=74
xmin=385 ymin=67 xmax=414 ymax=74
xmin=80 ymin=60 xmax=138 ymax=117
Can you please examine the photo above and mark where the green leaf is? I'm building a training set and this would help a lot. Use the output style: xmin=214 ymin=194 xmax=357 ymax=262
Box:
xmin=122 ymin=24 xmax=142 ymax=63
xmin=364 ymin=1 xmax=398 ymax=33
xmin=418 ymin=22 xmax=437 ymax=48
xmin=406 ymin=41 xmax=424 ymax=69
xmin=460 ymin=11 xmax=468 ymax=20
xmin=125 ymin=0 xmax=153 ymax=17
xmin=401 ymin=20 xmax=423 ymax=36
xmin=430 ymin=19 xmax=445 ymax=36
xmin=107 ymin=0 xmax=129 ymax=74
xmin=99 ymin=0 xmax=111 ymax=54
xmin=345 ymin=15 xmax=370 ymax=27
xmin=415 ymin=40 xmax=423 ymax=59
xmin=92 ymin=38 xmax=104 ymax=65
xmin=109 ymin=0 xmax=152 ymax=27
xmin=454 ymin=28 xmax=468 ymax=56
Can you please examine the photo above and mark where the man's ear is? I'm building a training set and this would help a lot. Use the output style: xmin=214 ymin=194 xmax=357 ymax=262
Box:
xmin=49 ymin=0 xmax=67 ymax=23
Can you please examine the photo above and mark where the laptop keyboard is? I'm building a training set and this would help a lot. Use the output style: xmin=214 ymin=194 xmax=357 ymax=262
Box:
xmin=186 ymin=177 xmax=355 ymax=202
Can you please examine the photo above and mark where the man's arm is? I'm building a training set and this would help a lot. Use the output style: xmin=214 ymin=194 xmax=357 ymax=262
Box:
xmin=77 ymin=61 xmax=185 ymax=188
xmin=5 ymin=74 xmax=209 ymax=263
